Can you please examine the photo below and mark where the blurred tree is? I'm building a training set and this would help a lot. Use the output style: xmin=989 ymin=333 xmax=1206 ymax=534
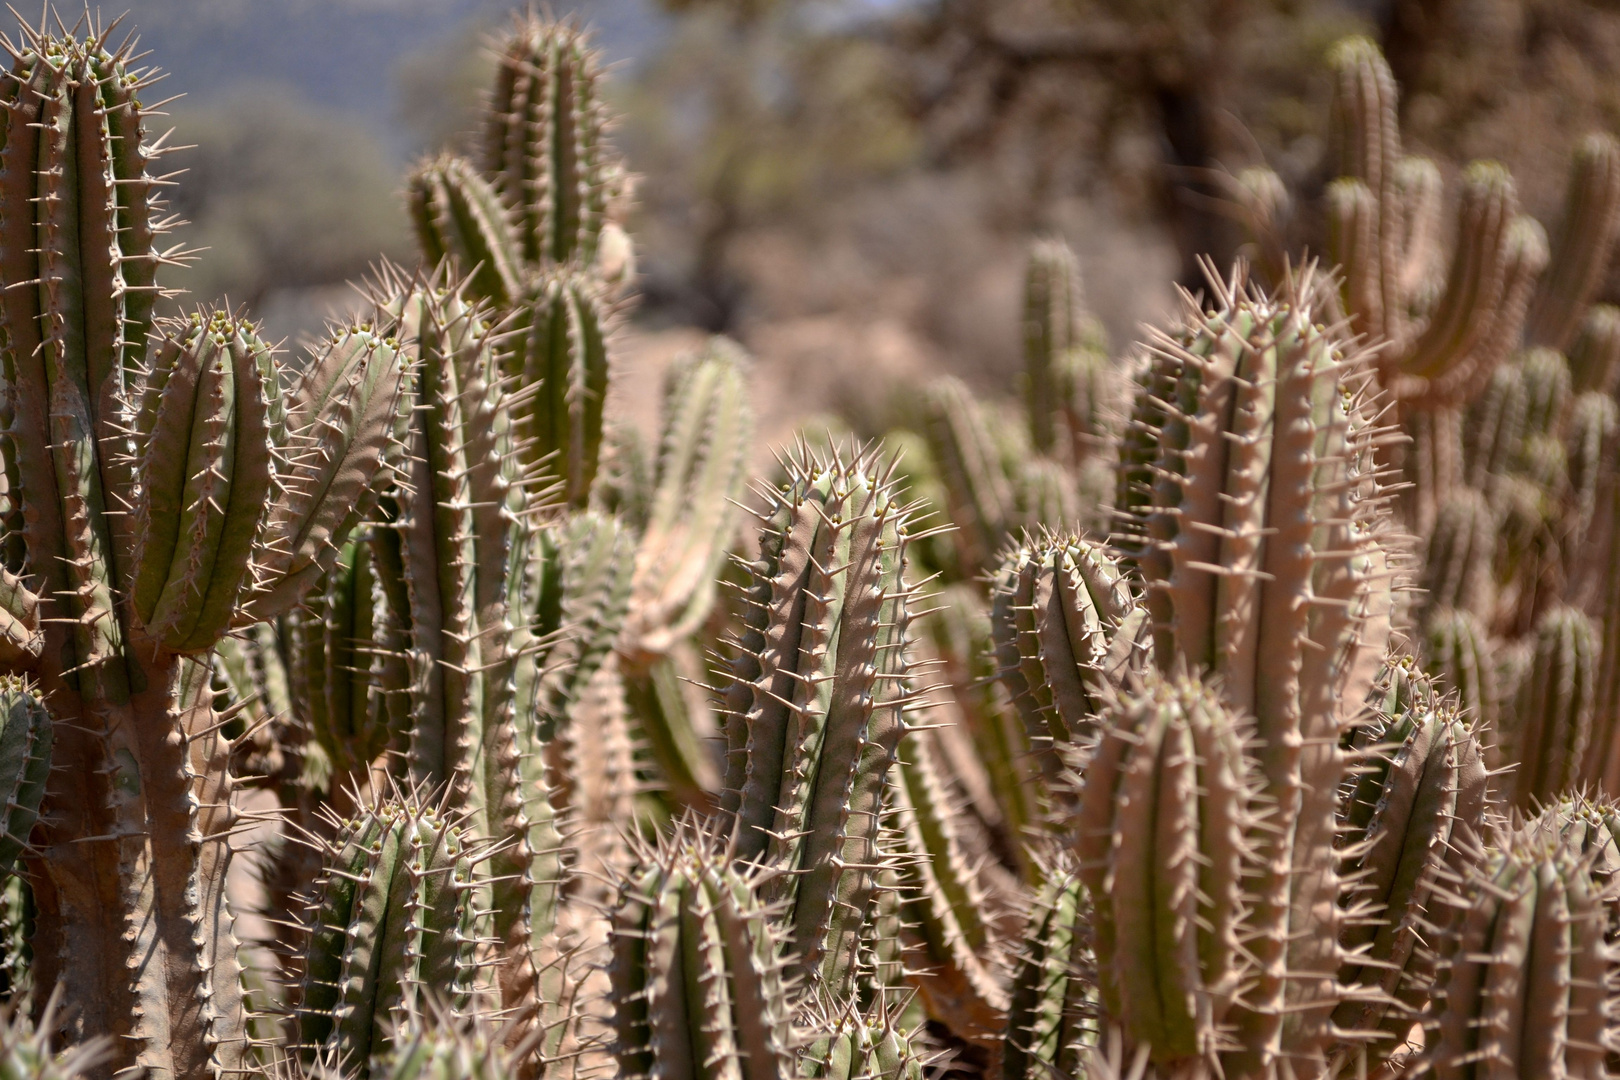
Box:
xmin=395 ymin=20 xmax=499 ymax=156
xmin=166 ymin=89 xmax=414 ymax=311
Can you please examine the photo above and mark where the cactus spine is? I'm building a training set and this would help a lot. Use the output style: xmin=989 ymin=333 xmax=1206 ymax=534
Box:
xmin=1002 ymin=859 xmax=1096 ymax=1080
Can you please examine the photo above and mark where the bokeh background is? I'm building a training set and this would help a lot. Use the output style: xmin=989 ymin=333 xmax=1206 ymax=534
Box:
xmin=95 ymin=0 xmax=1620 ymax=446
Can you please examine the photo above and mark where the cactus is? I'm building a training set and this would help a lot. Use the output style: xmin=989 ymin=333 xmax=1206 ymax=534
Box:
xmin=1563 ymin=389 xmax=1616 ymax=556
xmin=989 ymin=533 xmax=1146 ymax=786
xmin=800 ymin=1007 xmax=929 ymax=1080
xmin=484 ymin=15 xmax=623 ymax=271
xmin=0 ymin=993 xmax=109 ymax=1080
xmin=1427 ymin=831 xmax=1613 ymax=1079
xmin=1002 ymin=858 xmax=1097 ymax=1080
xmin=1507 ymin=604 xmax=1598 ymax=809
xmin=1420 ymin=607 xmax=1498 ymax=730
xmin=1075 ymin=668 xmax=1260 ymax=1073
xmin=1526 ymin=133 xmax=1620 ymax=352
xmin=1023 ymin=237 xmax=1114 ymax=466
xmin=406 ymin=156 xmax=525 ymax=310
xmin=717 ymin=443 xmax=915 ymax=999
xmin=1333 ymin=661 xmax=1490 ymax=1067
xmin=1418 ymin=488 xmax=1497 ymax=619
xmin=608 ymin=823 xmax=796 ymax=1080
xmin=1463 ymin=358 xmax=1527 ymax=492
xmin=889 ymin=728 xmax=1008 ymax=1046
xmin=1568 ymin=303 xmax=1620 ymax=394
xmin=0 ymin=681 xmax=49 ymax=880
xmin=1120 ymin=266 xmax=1397 ymax=1066
xmin=0 ymin=18 xmax=408 ymax=1071
xmin=374 ymin=1009 xmax=523 ymax=1080
xmin=507 ymin=271 xmax=613 ymax=506
xmin=293 ymin=796 xmax=488 ymax=1076
xmin=921 ymin=377 xmax=1014 ymax=576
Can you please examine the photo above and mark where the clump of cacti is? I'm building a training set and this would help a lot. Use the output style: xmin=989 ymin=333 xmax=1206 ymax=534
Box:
xmin=12 ymin=10 xmax=1620 ymax=1080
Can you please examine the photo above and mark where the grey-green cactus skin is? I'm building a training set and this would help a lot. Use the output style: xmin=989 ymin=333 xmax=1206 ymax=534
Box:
xmin=718 ymin=444 xmax=914 ymax=999
xmin=1421 ymin=607 xmax=1499 ymax=731
xmin=0 ymin=21 xmax=405 ymax=1073
xmin=1002 ymin=859 xmax=1096 ymax=1080
xmin=1333 ymin=662 xmax=1489 ymax=1066
xmin=800 ymin=1009 xmax=928 ymax=1080
xmin=1075 ymin=668 xmax=1260 ymax=1074
xmin=1427 ymin=833 xmax=1614 ymax=1079
xmin=1119 ymin=267 xmax=1397 ymax=1067
xmin=507 ymin=271 xmax=613 ymax=507
xmin=1419 ymin=488 xmax=1496 ymax=619
xmin=406 ymin=155 xmax=525 ymax=310
xmin=1023 ymin=237 xmax=1114 ymax=466
xmin=1508 ymin=604 xmax=1599 ymax=809
xmin=294 ymin=798 xmax=487 ymax=1077
xmin=921 ymin=377 xmax=1014 ymax=576
xmin=890 ymin=728 xmax=1008 ymax=1046
xmin=0 ymin=993 xmax=109 ymax=1080
xmin=1569 ymin=303 xmax=1620 ymax=394
xmin=373 ymin=1012 xmax=522 ymax=1080
xmin=0 ymin=681 xmax=50 ymax=880
xmin=989 ymin=533 xmax=1146 ymax=787
xmin=1527 ymin=133 xmax=1620 ymax=352
xmin=609 ymin=824 xmax=796 ymax=1080
xmin=484 ymin=15 xmax=623 ymax=271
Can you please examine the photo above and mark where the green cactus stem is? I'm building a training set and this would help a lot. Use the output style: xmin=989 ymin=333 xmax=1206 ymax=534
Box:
xmin=1421 ymin=607 xmax=1498 ymax=731
xmin=1333 ymin=661 xmax=1490 ymax=1068
xmin=1075 ymin=668 xmax=1260 ymax=1074
xmin=507 ymin=270 xmax=613 ymax=507
xmin=406 ymin=155 xmax=526 ymax=310
xmin=484 ymin=15 xmax=622 ymax=270
xmin=1508 ymin=604 xmax=1598 ymax=809
xmin=921 ymin=377 xmax=1014 ymax=576
xmin=1526 ymin=133 xmax=1620 ymax=352
xmin=621 ymin=339 xmax=753 ymax=659
xmin=1418 ymin=488 xmax=1497 ymax=620
xmin=890 ymin=727 xmax=1008 ymax=1047
xmin=293 ymin=796 xmax=489 ymax=1077
xmin=0 ymin=992 xmax=109 ymax=1080
xmin=1003 ymin=856 xmax=1097 ymax=1080
xmin=1427 ymin=832 xmax=1613 ymax=1079
xmin=608 ymin=823 xmax=796 ymax=1080
xmin=375 ymin=1010 xmax=523 ymax=1080
xmin=0 ymin=679 xmax=50 ymax=878
xmin=990 ymin=532 xmax=1146 ymax=787
xmin=1568 ymin=303 xmax=1620 ymax=394
xmin=718 ymin=442 xmax=916 ymax=999
xmin=1120 ymin=266 xmax=1398 ymax=1067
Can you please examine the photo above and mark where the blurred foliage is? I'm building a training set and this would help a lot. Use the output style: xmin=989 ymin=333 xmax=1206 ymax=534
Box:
xmin=395 ymin=20 xmax=498 ymax=158
xmin=165 ymin=89 xmax=413 ymax=311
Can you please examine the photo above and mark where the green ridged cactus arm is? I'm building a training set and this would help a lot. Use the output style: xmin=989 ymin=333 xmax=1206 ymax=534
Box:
xmin=1598 ymin=491 xmax=1620 ymax=794
xmin=1326 ymin=177 xmax=1380 ymax=337
xmin=608 ymin=823 xmax=796 ymax=1080
xmin=0 ymin=571 xmax=40 ymax=671
xmin=305 ymin=539 xmax=390 ymax=789
xmin=130 ymin=311 xmax=276 ymax=653
xmin=0 ymin=680 xmax=50 ymax=879
xmin=622 ymin=338 xmax=753 ymax=658
xmin=293 ymin=797 xmax=487 ymax=1077
xmin=1509 ymin=605 xmax=1598 ymax=809
xmin=484 ymin=15 xmax=622 ymax=269
xmin=1568 ymin=303 xmax=1620 ymax=394
xmin=1527 ymin=133 xmax=1620 ymax=351
xmin=1462 ymin=358 xmax=1527 ymax=492
xmin=378 ymin=276 xmax=565 ymax=1035
xmin=916 ymin=584 xmax=1039 ymax=878
xmin=1120 ymin=267 xmax=1398 ymax=1067
xmin=1003 ymin=858 xmax=1097 ymax=1080
xmin=406 ymin=156 xmax=525 ymax=309
xmin=801 ymin=1008 xmax=928 ymax=1080
xmin=243 ymin=322 xmax=406 ymax=622
xmin=719 ymin=443 xmax=915 ymax=999
xmin=1023 ymin=237 xmax=1086 ymax=455
xmin=507 ymin=271 xmax=612 ymax=507
xmin=1563 ymin=389 xmax=1616 ymax=556
xmin=1421 ymin=608 xmax=1498 ymax=731
xmin=1074 ymin=668 xmax=1260 ymax=1075
xmin=1418 ymin=488 xmax=1496 ymax=619
xmin=1427 ymin=833 xmax=1612 ymax=1079
xmin=921 ymin=377 xmax=1013 ymax=576
xmin=375 ymin=1012 xmax=523 ymax=1080
xmin=890 ymin=728 xmax=1008 ymax=1047
xmin=1332 ymin=662 xmax=1489 ymax=1069
xmin=0 ymin=994 xmax=110 ymax=1080
xmin=1519 ymin=345 xmax=1572 ymax=438
xmin=1327 ymin=37 xmax=1400 ymax=341
xmin=989 ymin=533 xmax=1147 ymax=786
xmin=1399 ymin=164 xmax=1524 ymax=386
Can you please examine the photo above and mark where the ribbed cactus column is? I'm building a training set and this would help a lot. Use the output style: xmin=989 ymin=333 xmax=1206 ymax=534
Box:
xmin=407 ymin=155 xmax=526 ymax=309
xmin=718 ymin=444 xmax=915 ymax=1000
xmin=608 ymin=824 xmax=796 ymax=1080
xmin=1427 ymin=833 xmax=1613 ymax=1079
xmin=1118 ymin=268 xmax=1397 ymax=1069
xmin=0 ymin=25 xmax=406 ymax=1070
xmin=1075 ymin=668 xmax=1260 ymax=1075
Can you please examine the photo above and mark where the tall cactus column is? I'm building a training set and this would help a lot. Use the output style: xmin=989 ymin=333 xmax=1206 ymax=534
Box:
xmin=0 ymin=27 xmax=404 ymax=1078
xmin=1116 ymin=267 xmax=1398 ymax=1070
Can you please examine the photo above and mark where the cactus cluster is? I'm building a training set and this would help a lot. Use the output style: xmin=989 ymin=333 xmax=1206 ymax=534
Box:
xmin=6 ymin=11 xmax=1620 ymax=1080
